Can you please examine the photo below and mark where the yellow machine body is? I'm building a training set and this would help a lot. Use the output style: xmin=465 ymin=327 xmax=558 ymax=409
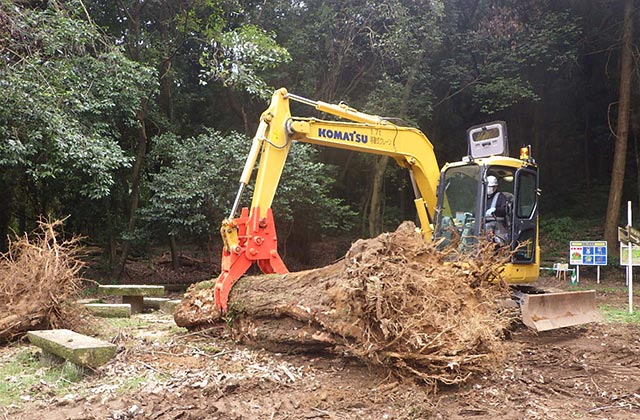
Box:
xmin=214 ymin=88 xmax=601 ymax=331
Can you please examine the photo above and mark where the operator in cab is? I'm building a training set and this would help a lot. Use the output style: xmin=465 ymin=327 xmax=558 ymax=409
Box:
xmin=485 ymin=175 xmax=509 ymax=245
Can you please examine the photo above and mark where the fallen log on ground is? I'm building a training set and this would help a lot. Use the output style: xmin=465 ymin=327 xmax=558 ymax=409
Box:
xmin=175 ymin=221 xmax=515 ymax=386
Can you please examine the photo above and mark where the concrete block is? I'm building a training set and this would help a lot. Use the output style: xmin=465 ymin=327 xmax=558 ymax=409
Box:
xmin=27 ymin=329 xmax=117 ymax=368
xmin=84 ymin=303 xmax=131 ymax=318
xmin=98 ymin=285 xmax=165 ymax=297
xmin=143 ymin=297 xmax=170 ymax=310
xmin=98 ymin=285 xmax=165 ymax=314
xmin=159 ymin=299 xmax=181 ymax=315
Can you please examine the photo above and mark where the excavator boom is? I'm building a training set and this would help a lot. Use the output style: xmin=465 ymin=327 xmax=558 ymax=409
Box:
xmin=213 ymin=88 xmax=439 ymax=312
xmin=213 ymin=88 xmax=602 ymax=333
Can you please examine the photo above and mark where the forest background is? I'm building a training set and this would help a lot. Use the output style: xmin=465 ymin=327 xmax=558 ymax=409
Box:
xmin=0 ymin=0 xmax=637 ymax=280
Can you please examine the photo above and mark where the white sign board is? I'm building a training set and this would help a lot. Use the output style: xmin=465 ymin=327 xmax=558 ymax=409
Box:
xmin=620 ymin=244 xmax=640 ymax=266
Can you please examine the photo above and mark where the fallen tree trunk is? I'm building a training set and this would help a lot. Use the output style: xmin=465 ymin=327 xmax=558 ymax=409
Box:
xmin=176 ymin=264 xmax=363 ymax=352
xmin=175 ymin=222 xmax=514 ymax=386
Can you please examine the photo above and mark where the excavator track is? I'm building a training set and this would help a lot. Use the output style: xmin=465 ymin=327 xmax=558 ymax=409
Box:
xmin=513 ymin=286 xmax=603 ymax=332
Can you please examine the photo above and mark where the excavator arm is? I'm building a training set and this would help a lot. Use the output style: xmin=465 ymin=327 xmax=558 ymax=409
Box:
xmin=214 ymin=88 xmax=440 ymax=312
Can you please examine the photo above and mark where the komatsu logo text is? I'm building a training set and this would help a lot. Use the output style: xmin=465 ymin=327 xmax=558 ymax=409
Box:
xmin=318 ymin=128 xmax=368 ymax=144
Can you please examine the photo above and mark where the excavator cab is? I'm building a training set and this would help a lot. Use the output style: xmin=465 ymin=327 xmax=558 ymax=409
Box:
xmin=434 ymin=121 xmax=537 ymax=257
xmin=433 ymin=122 xmax=601 ymax=331
xmin=434 ymin=164 xmax=482 ymax=249
xmin=435 ymin=162 xmax=538 ymax=263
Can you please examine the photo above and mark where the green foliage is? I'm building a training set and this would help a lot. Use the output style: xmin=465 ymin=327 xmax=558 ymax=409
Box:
xmin=200 ymin=24 xmax=291 ymax=98
xmin=438 ymin=0 xmax=580 ymax=113
xmin=362 ymin=0 xmax=445 ymax=119
xmin=0 ymin=1 xmax=157 ymax=233
xmin=540 ymin=217 xmax=578 ymax=246
xmin=0 ymin=0 xmax=622 ymax=268
xmin=139 ymin=129 xmax=355 ymax=243
xmin=274 ymin=144 xmax=357 ymax=233
xmin=140 ymin=129 xmax=250 ymax=239
xmin=539 ymin=216 xmax=604 ymax=261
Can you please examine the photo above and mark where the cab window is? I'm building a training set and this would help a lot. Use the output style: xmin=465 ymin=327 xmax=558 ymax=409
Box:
xmin=516 ymin=172 xmax=536 ymax=218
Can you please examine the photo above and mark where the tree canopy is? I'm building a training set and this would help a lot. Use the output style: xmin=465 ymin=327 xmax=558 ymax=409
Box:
xmin=0 ymin=0 xmax=636 ymax=264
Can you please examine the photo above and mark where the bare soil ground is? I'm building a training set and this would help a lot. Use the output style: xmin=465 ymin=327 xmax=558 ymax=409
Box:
xmin=2 ymin=273 xmax=639 ymax=420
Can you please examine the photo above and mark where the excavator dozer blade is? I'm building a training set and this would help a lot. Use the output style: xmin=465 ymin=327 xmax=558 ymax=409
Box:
xmin=520 ymin=290 xmax=603 ymax=332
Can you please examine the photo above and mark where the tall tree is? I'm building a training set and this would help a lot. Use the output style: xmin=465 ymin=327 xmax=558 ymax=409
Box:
xmin=88 ymin=0 xmax=295 ymax=275
xmin=363 ymin=0 xmax=445 ymax=236
xmin=0 ymin=1 xmax=155 ymax=250
xmin=604 ymin=0 xmax=634 ymax=252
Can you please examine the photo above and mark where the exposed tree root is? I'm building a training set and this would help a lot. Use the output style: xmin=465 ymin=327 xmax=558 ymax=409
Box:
xmin=175 ymin=221 xmax=515 ymax=388
xmin=0 ymin=220 xmax=91 ymax=342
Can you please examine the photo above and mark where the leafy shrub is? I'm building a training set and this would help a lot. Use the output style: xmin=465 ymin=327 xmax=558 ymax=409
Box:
xmin=539 ymin=216 xmax=605 ymax=262
xmin=139 ymin=129 xmax=356 ymax=247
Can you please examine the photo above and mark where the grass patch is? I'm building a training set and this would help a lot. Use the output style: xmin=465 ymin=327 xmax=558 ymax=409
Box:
xmin=114 ymin=371 xmax=172 ymax=396
xmin=197 ymin=343 xmax=222 ymax=354
xmin=568 ymin=284 xmax=640 ymax=296
xmin=167 ymin=324 xmax=188 ymax=334
xmin=95 ymin=316 xmax=156 ymax=342
xmin=193 ymin=280 xmax=214 ymax=291
xmin=599 ymin=305 xmax=640 ymax=324
xmin=116 ymin=373 xmax=154 ymax=395
xmin=0 ymin=348 xmax=86 ymax=407
xmin=105 ymin=316 xmax=152 ymax=330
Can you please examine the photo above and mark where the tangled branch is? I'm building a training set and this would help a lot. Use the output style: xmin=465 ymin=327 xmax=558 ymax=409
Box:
xmin=0 ymin=219 xmax=90 ymax=342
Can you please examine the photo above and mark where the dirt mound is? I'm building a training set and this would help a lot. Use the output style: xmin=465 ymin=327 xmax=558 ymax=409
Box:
xmin=175 ymin=221 xmax=514 ymax=387
xmin=0 ymin=220 xmax=90 ymax=342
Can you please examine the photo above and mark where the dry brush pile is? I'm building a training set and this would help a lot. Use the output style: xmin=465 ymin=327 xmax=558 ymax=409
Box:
xmin=176 ymin=221 xmax=516 ymax=388
xmin=0 ymin=220 xmax=89 ymax=342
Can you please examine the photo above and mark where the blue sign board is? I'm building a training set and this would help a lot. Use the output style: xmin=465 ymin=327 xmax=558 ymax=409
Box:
xmin=570 ymin=241 xmax=607 ymax=266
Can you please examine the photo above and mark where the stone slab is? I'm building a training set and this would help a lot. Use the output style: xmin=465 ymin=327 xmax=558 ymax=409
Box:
xmin=98 ymin=285 xmax=165 ymax=297
xmin=84 ymin=303 xmax=131 ymax=318
xmin=27 ymin=329 xmax=117 ymax=368
xmin=159 ymin=299 xmax=182 ymax=315
xmin=143 ymin=297 xmax=170 ymax=310
xmin=76 ymin=298 xmax=101 ymax=305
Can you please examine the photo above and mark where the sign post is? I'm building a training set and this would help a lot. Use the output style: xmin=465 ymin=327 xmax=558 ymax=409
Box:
xmin=569 ymin=241 xmax=607 ymax=283
xmin=618 ymin=203 xmax=639 ymax=314
xmin=627 ymin=201 xmax=633 ymax=314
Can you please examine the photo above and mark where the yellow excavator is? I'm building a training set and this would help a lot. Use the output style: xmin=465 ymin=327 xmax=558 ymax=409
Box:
xmin=214 ymin=88 xmax=602 ymax=331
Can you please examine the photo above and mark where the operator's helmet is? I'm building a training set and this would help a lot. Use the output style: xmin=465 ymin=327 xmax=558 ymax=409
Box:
xmin=487 ymin=175 xmax=498 ymax=195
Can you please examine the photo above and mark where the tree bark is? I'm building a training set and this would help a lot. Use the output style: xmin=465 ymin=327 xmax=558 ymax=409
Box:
xmin=367 ymin=48 xmax=422 ymax=237
xmin=0 ymin=177 xmax=13 ymax=252
xmin=604 ymin=0 xmax=634 ymax=254
xmin=635 ymin=130 xmax=640 ymax=211
xmin=583 ymin=82 xmax=591 ymax=202
xmin=176 ymin=266 xmax=351 ymax=353
xmin=226 ymin=89 xmax=250 ymax=134
xmin=111 ymin=0 xmax=148 ymax=280
xmin=368 ymin=156 xmax=389 ymax=236
xmin=632 ymin=111 xmax=640 ymax=208
xmin=158 ymin=57 xmax=174 ymax=123
xmin=169 ymin=234 xmax=180 ymax=270
xmin=112 ymin=111 xmax=149 ymax=280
